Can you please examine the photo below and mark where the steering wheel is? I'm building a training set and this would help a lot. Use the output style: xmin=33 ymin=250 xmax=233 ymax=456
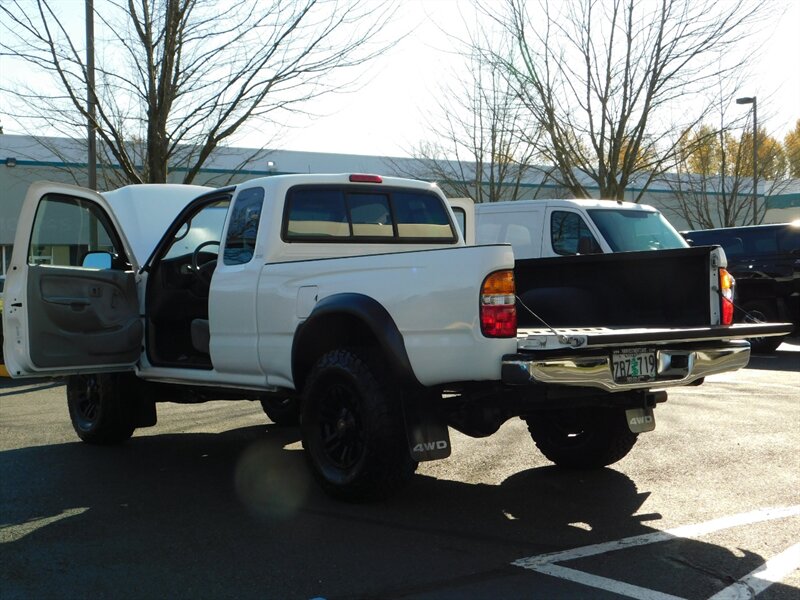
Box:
xmin=191 ymin=240 xmax=221 ymax=287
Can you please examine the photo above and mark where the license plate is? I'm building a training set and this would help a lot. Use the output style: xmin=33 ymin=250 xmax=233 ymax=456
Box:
xmin=612 ymin=348 xmax=657 ymax=383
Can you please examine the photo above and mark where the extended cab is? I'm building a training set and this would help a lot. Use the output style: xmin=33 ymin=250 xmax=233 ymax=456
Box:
xmin=3 ymin=176 xmax=790 ymax=501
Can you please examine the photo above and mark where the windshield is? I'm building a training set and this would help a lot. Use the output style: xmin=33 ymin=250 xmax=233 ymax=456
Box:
xmin=164 ymin=203 xmax=229 ymax=259
xmin=588 ymin=209 xmax=687 ymax=252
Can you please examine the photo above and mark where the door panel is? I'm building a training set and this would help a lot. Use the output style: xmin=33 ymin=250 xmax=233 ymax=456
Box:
xmin=28 ymin=266 xmax=141 ymax=368
xmin=2 ymin=182 xmax=141 ymax=377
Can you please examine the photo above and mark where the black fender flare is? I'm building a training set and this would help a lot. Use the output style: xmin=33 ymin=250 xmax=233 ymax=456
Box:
xmin=291 ymin=293 xmax=421 ymax=391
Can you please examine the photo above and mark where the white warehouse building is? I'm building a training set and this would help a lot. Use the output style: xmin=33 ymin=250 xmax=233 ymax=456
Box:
xmin=1 ymin=133 xmax=798 ymax=275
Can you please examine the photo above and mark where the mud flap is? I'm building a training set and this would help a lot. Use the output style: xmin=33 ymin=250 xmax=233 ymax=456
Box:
xmin=133 ymin=395 xmax=157 ymax=427
xmin=625 ymin=407 xmax=655 ymax=433
xmin=403 ymin=394 xmax=451 ymax=462
xmin=126 ymin=378 xmax=157 ymax=428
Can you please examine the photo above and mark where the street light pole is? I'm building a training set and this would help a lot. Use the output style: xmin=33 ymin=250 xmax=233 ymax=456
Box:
xmin=736 ymin=96 xmax=757 ymax=223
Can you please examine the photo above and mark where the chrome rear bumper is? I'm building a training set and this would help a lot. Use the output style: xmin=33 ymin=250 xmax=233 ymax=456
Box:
xmin=502 ymin=340 xmax=751 ymax=392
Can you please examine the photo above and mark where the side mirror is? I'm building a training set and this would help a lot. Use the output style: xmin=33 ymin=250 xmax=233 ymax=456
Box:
xmin=82 ymin=251 xmax=113 ymax=270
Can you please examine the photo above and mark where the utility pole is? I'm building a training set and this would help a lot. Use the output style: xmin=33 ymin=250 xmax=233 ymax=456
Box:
xmin=86 ymin=0 xmax=97 ymax=191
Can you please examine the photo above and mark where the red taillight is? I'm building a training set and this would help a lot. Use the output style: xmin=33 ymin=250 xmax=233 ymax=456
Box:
xmin=349 ymin=174 xmax=382 ymax=183
xmin=720 ymin=268 xmax=735 ymax=325
xmin=481 ymin=270 xmax=517 ymax=338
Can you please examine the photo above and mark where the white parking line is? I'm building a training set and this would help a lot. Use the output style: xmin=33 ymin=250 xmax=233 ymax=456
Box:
xmin=708 ymin=543 xmax=800 ymax=600
xmin=530 ymin=564 xmax=684 ymax=600
xmin=513 ymin=506 xmax=800 ymax=599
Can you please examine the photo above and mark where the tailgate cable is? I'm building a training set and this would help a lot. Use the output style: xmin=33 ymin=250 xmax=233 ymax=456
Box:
xmin=516 ymin=295 xmax=584 ymax=348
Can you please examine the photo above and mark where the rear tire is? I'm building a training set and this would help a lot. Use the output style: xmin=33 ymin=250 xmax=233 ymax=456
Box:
xmin=524 ymin=407 xmax=637 ymax=469
xmin=67 ymin=373 xmax=136 ymax=444
xmin=301 ymin=349 xmax=417 ymax=501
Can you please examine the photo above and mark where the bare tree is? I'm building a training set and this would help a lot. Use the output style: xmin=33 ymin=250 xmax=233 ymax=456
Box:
xmin=0 ymin=0 xmax=396 ymax=186
xmin=477 ymin=0 xmax=769 ymax=201
xmin=394 ymin=43 xmax=549 ymax=203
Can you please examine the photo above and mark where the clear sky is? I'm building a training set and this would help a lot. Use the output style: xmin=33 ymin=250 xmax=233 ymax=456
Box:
xmin=2 ymin=0 xmax=799 ymax=159
xmin=270 ymin=0 xmax=800 ymax=158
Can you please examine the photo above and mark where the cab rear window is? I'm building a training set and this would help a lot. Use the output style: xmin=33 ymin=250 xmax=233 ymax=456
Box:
xmin=283 ymin=186 xmax=456 ymax=243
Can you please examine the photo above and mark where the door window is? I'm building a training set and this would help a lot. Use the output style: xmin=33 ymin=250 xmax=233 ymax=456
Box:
xmin=452 ymin=207 xmax=466 ymax=240
xmin=224 ymin=187 xmax=265 ymax=265
xmin=551 ymin=211 xmax=599 ymax=255
xmin=29 ymin=194 xmax=125 ymax=267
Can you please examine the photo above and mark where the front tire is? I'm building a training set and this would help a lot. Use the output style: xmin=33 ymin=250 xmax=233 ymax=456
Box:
xmin=524 ymin=407 xmax=638 ymax=469
xmin=67 ymin=373 xmax=136 ymax=444
xmin=260 ymin=397 xmax=300 ymax=426
xmin=301 ymin=349 xmax=417 ymax=501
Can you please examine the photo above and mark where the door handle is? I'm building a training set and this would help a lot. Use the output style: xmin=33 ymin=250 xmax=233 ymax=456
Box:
xmin=47 ymin=297 xmax=91 ymax=308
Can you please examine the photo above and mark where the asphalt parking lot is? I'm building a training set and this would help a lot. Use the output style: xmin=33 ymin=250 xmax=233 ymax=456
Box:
xmin=1 ymin=342 xmax=798 ymax=599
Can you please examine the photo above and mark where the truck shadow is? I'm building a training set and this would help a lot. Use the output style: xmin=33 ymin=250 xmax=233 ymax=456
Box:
xmin=0 ymin=425 xmax=792 ymax=599
xmin=745 ymin=342 xmax=800 ymax=371
xmin=0 ymin=376 xmax=63 ymax=396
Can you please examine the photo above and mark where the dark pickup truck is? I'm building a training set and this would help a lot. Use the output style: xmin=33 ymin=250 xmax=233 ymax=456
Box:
xmin=683 ymin=223 xmax=800 ymax=352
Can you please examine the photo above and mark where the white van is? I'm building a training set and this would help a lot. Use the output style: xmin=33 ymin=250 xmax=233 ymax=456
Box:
xmin=449 ymin=198 xmax=688 ymax=258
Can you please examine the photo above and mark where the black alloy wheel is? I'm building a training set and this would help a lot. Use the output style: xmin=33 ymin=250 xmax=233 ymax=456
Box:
xmin=67 ymin=373 xmax=136 ymax=444
xmin=301 ymin=349 xmax=416 ymax=501
xmin=317 ymin=381 xmax=366 ymax=471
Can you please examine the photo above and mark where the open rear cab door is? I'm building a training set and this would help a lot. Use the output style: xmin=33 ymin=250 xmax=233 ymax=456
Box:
xmin=2 ymin=182 xmax=142 ymax=378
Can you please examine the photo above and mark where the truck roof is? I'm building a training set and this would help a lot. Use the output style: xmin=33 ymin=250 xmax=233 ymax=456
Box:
xmin=475 ymin=198 xmax=658 ymax=212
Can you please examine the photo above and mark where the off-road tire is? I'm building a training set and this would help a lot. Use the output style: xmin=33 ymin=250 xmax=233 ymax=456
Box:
xmin=67 ymin=373 xmax=136 ymax=444
xmin=260 ymin=397 xmax=300 ymax=426
xmin=525 ymin=407 xmax=638 ymax=469
xmin=301 ymin=349 xmax=417 ymax=501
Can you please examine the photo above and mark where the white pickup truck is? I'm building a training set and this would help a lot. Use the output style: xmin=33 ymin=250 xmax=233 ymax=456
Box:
xmin=3 ymin=175 xmax=790 ymax=501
